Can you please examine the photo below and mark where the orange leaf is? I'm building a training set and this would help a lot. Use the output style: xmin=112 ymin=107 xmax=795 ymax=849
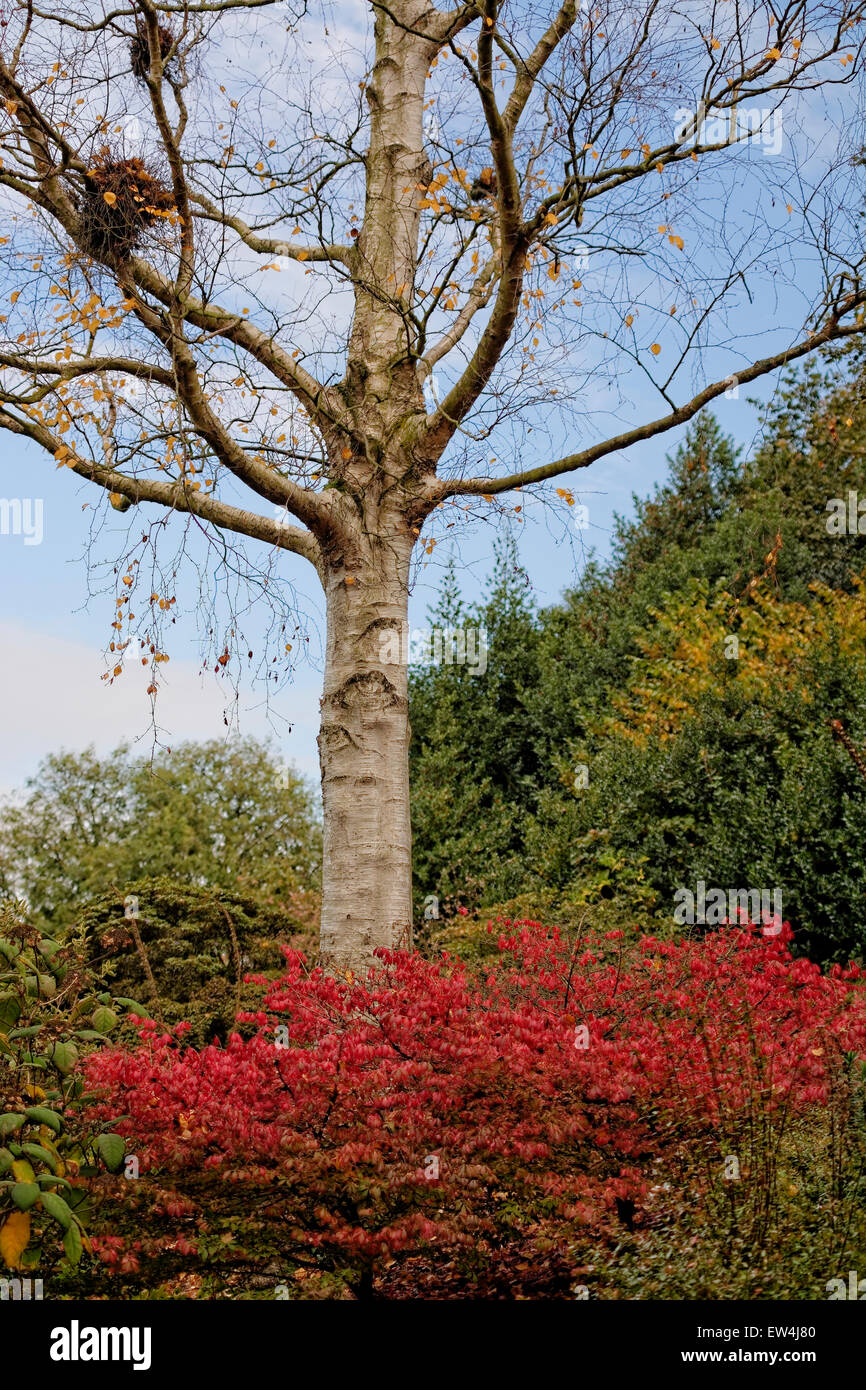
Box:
xmin=103 ymin=191 xmax=117 ymax=206
xmin=650 ymin=343 xmax=661 ymax=355
xmin=0 ymin=1211 xmax=30 ymax=1268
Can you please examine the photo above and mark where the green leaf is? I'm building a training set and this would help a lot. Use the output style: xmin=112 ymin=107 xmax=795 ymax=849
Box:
xmin=11 ymin=1182 xmax=40 ymax=1210
xmin=35 ymin=1173 xmax=72 ymax=1190
xmin=23 ymin=1106 xmax=62 ymax=1134
xmin=0 ymin=994 xmax=20 ymax=1029
xmin=115 ymin=998 xmax=151 ymax=1017
xmin=40 ymin=1191 xmax=73 ymax=1229
xmin=91 ymin=1005 xmax=118 ymax=1034
xmin=62 ymin=1222 xmax=82 ymax=1266
xmin=0 ymin=1147 xmax=14 ymax=1174
xmin=50 ymin=1042 xmax=78 ymax=1076
xmin=8 ymin=1025 xmax=43 ymax=1039
xmin=95 ymin=1133 xmax=125 ymax=1173
xmin=0 ymin=1114 xmax=25 ymax=1138
xmin=21 ymin=1142 xmax=58 ymax=1172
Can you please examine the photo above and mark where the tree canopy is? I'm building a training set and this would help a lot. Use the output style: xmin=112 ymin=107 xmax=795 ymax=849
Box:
xmin=0 ymin=737 xmax=320 ymax=930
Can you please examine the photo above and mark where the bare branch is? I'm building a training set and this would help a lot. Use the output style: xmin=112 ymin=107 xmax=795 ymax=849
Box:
xmin=0 ymin=401 xmax=325 ymax=577
xmin=437 ymin=305 xmax=866 ymax=499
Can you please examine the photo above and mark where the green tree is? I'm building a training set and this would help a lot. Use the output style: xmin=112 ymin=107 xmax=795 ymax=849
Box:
xmin=409 ymin=354 xmax=866 ymax=962
xmin=0 ymin=739 xmax=320 ymax=930
xmin=410 ymin=540 xmax=543 ymax=917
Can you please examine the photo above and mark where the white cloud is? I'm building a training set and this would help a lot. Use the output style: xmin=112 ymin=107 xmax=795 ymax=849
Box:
xmin=0 ymin=621 xmax=322 ymax=793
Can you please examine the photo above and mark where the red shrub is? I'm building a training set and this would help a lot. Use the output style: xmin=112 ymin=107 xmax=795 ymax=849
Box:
xmin=84 ymin=921 xmax=866 ymax=1288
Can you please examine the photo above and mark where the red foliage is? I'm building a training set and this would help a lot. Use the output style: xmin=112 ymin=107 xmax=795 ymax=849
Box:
xmin=84 ymin=921 xmax=866 ymax=1283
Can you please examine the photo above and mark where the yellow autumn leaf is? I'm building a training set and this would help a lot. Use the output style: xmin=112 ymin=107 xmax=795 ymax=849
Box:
xmin=625 ymin=314 xmax=634 ymax=327
xmin=103 ymin=191 xmax=117 ymax=206
xmin=650 ymin=343 xmax=661 ymax=355
xmin=0 ymin=1211 xmax=30 ymax=1268
xmin=669 ymin=234 xmax=684 ymax=250
xmin=767 ymin=47 xmax=782 ymax=60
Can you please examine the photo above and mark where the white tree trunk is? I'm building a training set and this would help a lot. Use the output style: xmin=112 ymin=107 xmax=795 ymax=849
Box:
xmin=317 ymin=539 xmax=414 ymax=968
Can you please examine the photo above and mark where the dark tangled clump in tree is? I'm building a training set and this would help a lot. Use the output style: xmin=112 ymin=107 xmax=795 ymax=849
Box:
xmin=78 ymin=148 xmax=174 ymax=260
xmin=129 ymin=21 xmax=176 ymax=82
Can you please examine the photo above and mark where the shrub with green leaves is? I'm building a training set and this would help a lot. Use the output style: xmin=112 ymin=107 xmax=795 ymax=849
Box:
xmin=0 ymin=901 xmax=141 ymax=1275
xmin=77 ymin=876 xmax=315 ymax=1046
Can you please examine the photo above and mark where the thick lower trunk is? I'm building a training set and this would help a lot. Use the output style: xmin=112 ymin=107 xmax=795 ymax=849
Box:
xmin=317 ymin=545 xmax=414 ymax=969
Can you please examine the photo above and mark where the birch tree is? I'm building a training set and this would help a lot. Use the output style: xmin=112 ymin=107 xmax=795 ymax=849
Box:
xmin=1 ymin=0 xmax=864 ymax=965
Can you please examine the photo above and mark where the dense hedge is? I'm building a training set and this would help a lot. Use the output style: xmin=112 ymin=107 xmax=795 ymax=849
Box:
xmin=79 ymin=921 xmax=866 ymax=1299
xmin=77 ymin=877 xmax=317 ymax=1047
